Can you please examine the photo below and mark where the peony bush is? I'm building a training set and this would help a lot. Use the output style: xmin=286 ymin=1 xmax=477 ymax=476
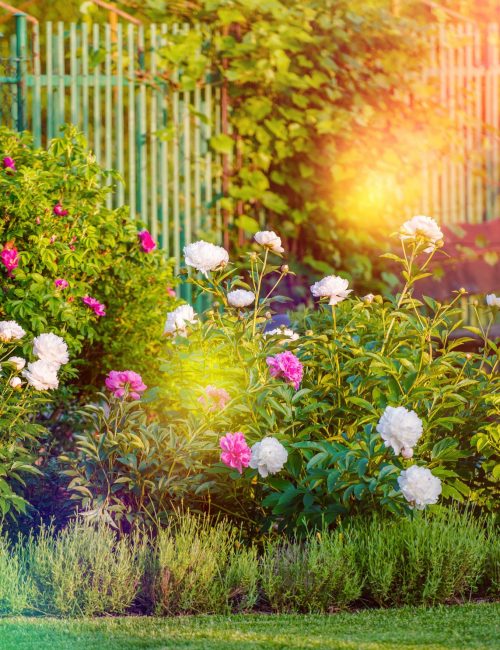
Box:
xmin=0 ymin=321 xmax=70 ymax=516
xmin=65 ymin=218 xmax=498 ymax=533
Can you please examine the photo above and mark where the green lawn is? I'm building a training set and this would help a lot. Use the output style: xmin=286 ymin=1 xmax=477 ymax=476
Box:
xmin=0 ymin=603 xmax=497 ymax=650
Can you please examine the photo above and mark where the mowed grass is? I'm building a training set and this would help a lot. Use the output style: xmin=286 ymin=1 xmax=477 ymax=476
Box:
xmin=0 ymin=603 xmax=498 ymax=650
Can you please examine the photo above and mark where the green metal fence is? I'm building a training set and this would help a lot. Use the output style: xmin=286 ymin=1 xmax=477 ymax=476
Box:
xmin=0 ymin=14 xmax=225 ymax=282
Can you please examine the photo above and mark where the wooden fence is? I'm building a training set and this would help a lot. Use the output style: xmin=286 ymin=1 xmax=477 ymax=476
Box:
xmin=0 ymin=14 xmax=499 ymax=270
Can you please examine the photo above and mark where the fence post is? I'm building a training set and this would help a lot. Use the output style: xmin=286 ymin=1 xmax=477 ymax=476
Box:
xmin=15 ymin=13 xmax=27 ymax=132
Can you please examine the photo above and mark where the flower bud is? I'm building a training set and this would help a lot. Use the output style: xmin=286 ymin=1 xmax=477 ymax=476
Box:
xmin=249 ymin=251 xmax=258 ymax=261
xmin=401 ymin=448 xmax=414 ymax=459
xmin=459 ymin=287 xmax=467 ymax=294
xmin=280 ymin=264 xmax=289 ymax=274
xmin=466 ymin=353 xmax=472 ymax=360
xmin=9 ymin=376 xmax=22 ymax=390
xmin=362 ymin=293 xmax=375 ymax=304
xmin=305 ymin=329 xmax=313 ymax=336
xmin=265 ymin=311 xmax=272 ymax=320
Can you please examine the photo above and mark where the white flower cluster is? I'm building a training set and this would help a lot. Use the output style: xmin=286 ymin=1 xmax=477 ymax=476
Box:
xmin=399 ymin=215 xmax=443 ymax=253
xmin=264 ymin=327 xmax=299 ymax=342
xmin=310 ymin=275 xmax=352 ymax=306
xmin=397 ymin=465 xmax=442 ymax=509
xmin=376 ymin=406 xmax=423 ymax=457
xmin=254 ymin=230 xmax=284 ymax=254
xmin=164 ymin=304 xmax=197 ymax=336
xmin=250 ymin=436 xmax=288 ymax=478
xmin=0 ymin=321 xmax=26 ymax=342
xmin=184 ymin=240 xmax=229 ymax=277
xmin=22 ymin=333 xmax=69 ymax=391
xmin=486 ymin=293 xmax=500 ymax=308
xmin=227 ymin=289 xmax=255 ymax=308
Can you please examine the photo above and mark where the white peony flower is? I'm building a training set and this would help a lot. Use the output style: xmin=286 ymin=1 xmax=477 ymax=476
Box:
xmin=164 ymin=304 xmax=197 ymax=336
xmin=22 ymin=360 xmax=59 ymax=391
xmin=9 ymin=376 xmax=22 ymax=389
xmin=0 ymin=321 xmax=26 ymax=342
xmin=254 ymin=231 xmax=284 ymax=254
xmin=398 ymin=465 xmax=442 ymax=510
xmin=7 ymin=356 xmax=26 ymax=371
xmin=249 ymin=437 xmax=288 ymax=478
xmin=376 ymin=405 xmax=423 ymax=456
xmin=264 ymin=327 xmax=299 ymax=341
xmin=310 ymin=275 xmax=352 ymax=306
xmin=33 ymin=333 xmax=69 ymax=366
xmin=227 ymin=289 xmax=255 ymax=308
xmin=399 ymin=215 xmax=443 ymax=253
xmin=183 ymin=240 xmax=229 ymax=277
xmin=363 ymin=293 xmax=375 ymax=304
xmin=486 ymin=293 xmax=500 ymax=308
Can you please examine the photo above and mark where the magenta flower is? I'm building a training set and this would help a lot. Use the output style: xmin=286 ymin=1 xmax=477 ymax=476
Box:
xmin=166 ymin=286 xmax=176 ymax=298
xmin=198 ymin=385 xmax=230 ymax=412
xmin=138 ymin=229 xmax=156 ymax=253
xmin=220 ymin=432 xmax=251 ymax=474
xmin=1 ymin=245 xmax=19 ymax=276
xmin=53 ymin=203 xmax=68 ymax=217
xmin=3 ymin=157 xmax=16 ymax=172
xmin=82 ymin=295 xmax=106 ymax=317
xmin=105 ymin=370 xmax=147 ymax=400
xmin=266 ymin=351 xmax=303 ymax=390
xmin=55 ymin=278 xmax=69 ymax=289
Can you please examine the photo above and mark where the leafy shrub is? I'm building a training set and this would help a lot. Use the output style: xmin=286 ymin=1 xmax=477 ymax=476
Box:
xmin=355 ymin=509 xmax=488 ymax=607
xmin=0 ymin=126 xmax=177 ymax=391
xmin=151 ymin=220 xmax=498 ymax=533
xmin=260 ymin=529 xmax=361 ymax=612
xmin=62 ymin=396 xmax=215 ymax=532
xmin=23 ymin=518 xmax=147 ymax=616
xmin=0 ymin=324 xmax=71 ymax=517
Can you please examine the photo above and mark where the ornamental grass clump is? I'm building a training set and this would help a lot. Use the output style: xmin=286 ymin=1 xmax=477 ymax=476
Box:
xmin=260 ymin=529 xmax=361 ymax=613
xmin=0 ymin=532 xmax=33 ymax=615
xmin=354 ymin=509 xmax=488 ymax=607
xmin=23 ymin=519 xmax=147 ymax=617
xmin=154 ymin=514 xmax=238 ymax=615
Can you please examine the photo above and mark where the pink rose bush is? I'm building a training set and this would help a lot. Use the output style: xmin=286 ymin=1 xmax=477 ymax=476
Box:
xmin=219 ymin=432 xmax=252 ymax=473
xmin=53 ymin=203 xmax=69 ymax=217
xmin=55 ymin=278 xmax=69 ymax=289
xmin=1 ymin=244 xmax=19 ymax=275
xmin=138 ymin=229 xmax=156 ymax=253
xmin=266 ymin=351 xmax=303 ymax=390
xmin=82 ymin=295 xmax=106 ymax=317
xmin=3 ymin=156 xmax=16 ymax=172
xmin=105 ymin=370 xmax=147 ymax=400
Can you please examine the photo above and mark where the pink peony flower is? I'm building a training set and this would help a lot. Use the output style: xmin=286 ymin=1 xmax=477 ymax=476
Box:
xmin=1 ymin=245 xmax=19 ymax=275
xmin=55 ymin=278 xmax=69 ymax=289
xmin=105 ymin=370 xmax=147 ymax=400
xmin=266 ymin=351 xmax=303 ymax=390
xmin=53 ymin=203 xmax=68 ymax=217
xmin=3 ymin=157 xmax=16 ymax=172
xmin=199 ymin=385 xmax=231 ymax=412
xmin=82 ymin=295 xmax=106 ymax=316
xmin=220 ymin=432 xmax=251 ymax=473
xmin=138 ymin=229 xmax=156 ymax=253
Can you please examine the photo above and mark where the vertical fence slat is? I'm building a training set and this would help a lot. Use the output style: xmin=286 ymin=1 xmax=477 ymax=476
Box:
xmin=172 ymin=23 xmax=181 ymax=272
xmin=150 ymin=24 xmax=158 ymax=240
xmin=116 ymin=23 xmax=125 ymax=207
xmin=159 ymin=23 xmax=169 ymax=254
xmin=45 ymin=22 xmax=53 ymax=141
xmin=127 ymin=24 xmax=136 ymax=219
xmin=32 ymin=22 xmax=41 ymax=146
xmin=204 ymin=80 xmax=213 ymax=233
xmin=92 ymin=24 xmax=101 ymax=163
xmin=474 ymin=25 xmax=483 ymax=223
xmin=104 ymin=23 xmax=113 ymax=208
xmin=56 ymin=22 xmax=65 ymax=129
xmin=137 ymin=25 xmax=147 ymax=222
xmin=465 ymin=22 xmax=474 ymax=223
xmin=81 ymin=22 xmax=89 ymax=138
xmin=70 ymin=22 xmax=78 ymax=125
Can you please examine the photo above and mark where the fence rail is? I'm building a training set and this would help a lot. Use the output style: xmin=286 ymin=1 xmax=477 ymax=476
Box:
xmin=0 ymin=14 xmax=499 ymax=271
